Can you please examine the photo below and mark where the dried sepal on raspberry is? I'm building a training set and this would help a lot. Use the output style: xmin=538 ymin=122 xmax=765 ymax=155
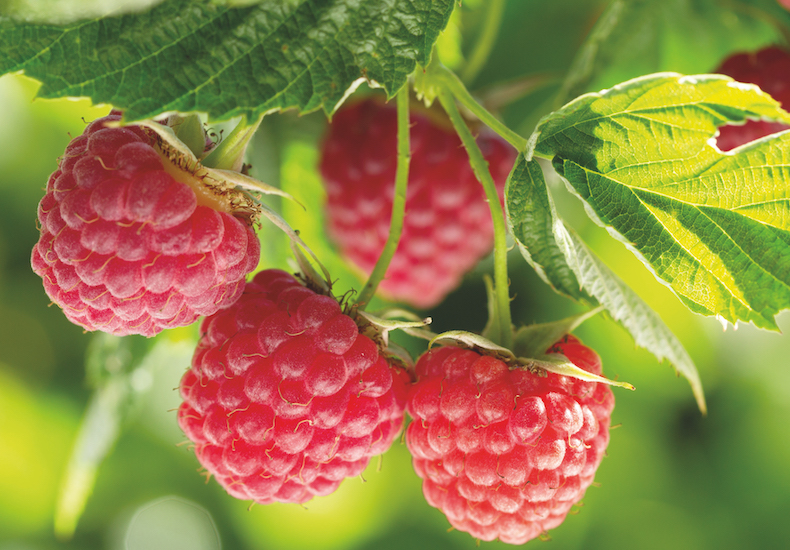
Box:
xmin=177 ymin=268 xmax=414 ymax=505
xmin=31 ymin=110 xmax=272 ymax=337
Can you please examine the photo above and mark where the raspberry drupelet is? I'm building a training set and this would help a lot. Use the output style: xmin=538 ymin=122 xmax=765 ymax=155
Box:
xmin=178 ymin=269 xmax=410 ymax=504
xmin=405 ymin=335 xmax=614 ymax=544
xmin=32 ymin=111 xmax=261 ymax=336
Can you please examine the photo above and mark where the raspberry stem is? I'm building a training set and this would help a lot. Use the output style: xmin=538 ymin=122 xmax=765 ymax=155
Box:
xmin=460 ymin=0 xmax=507 ymax=85
xmin=355 ymin=85 xmax=412 ymax=310
xmin=436 ymin=86 xmax=513 ymax=349
xmin=436 ymin=63 xmax=529 ymax=153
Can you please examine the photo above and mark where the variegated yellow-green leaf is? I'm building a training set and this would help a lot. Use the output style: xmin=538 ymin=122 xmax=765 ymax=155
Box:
xmin=533 ymin=72 xmax=790 ymax=331
xmin=506 ymin=154 xmax=706 ymax=412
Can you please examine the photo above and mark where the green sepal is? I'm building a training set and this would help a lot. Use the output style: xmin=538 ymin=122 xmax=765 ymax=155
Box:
xmin=520 ymin=355 xmax=635 ymax=391
xmin=429 ymin=330 xmax=516 ymax=362
xmin=356 ymin=310 xmax=432 ymax=350
xmin=511 ymin=306 xmax=604 ymax=359
xmin=168 ymin=113 xmax=209 ymax=159
xmin=201 ymin=115 xmax=263 ymax=172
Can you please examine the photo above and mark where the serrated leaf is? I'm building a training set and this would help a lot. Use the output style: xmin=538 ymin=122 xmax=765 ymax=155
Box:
xmin=506 ymin=157 xmax=591 ymax=302
xmin=555 ymin=222 xmax=705 ymax=412
xmin=533 ymin=72 xmax=790 ymax=331
xmin=507 ymin=155 xmax=706 ymax=412
xmin=0 ymin=0 xmax=455 ymax=121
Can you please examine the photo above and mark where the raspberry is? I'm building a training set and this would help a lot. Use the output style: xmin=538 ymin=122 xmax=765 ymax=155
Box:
xmin=714 ymin=46 xmax=790 ymax=150
xmin=177 ymin=269 xmax=409 ymax=504
xmin=405 ymin=335 xmax=614 ymax=544
xmin=319 ymin=98 xmax=515 ymax=309
xmin=31 ymin=111 xmax=261 ymax=336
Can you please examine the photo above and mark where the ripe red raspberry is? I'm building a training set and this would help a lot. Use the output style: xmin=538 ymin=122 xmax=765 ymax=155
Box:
xmin=714 ymin=46 xmax=790 ymax=150
xmin=31 ymin=111 xmax=261 ymax=336
xmin=405 ymin=335 xmax=614 ymax=544
xmin=177 ymin=269 xmax=409 ymax=504
xmin=319 ymin=98 xmax=516 ymax=309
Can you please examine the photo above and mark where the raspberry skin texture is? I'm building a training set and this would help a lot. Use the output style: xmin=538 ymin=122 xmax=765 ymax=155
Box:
xmin=405 ymin=335 xmax=614 ymax=544
xmin=319 ymin=98 xmax=516 ymax=309
xmin=177 ymin=269 xmax=409 ymax=505
xmin=31 ymin=111 xmax=261 ymax=336
xmin=714 ymin=46 xmax=790 ymax=150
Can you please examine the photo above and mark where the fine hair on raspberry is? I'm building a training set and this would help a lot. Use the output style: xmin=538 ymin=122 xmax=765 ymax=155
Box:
xmin=178 ymin=269 xmax=410 ymax=504
xmin=31 ymin=111 xmax=261 ymax=336
xmin=405 ymin=335 xmax=614 ymax=544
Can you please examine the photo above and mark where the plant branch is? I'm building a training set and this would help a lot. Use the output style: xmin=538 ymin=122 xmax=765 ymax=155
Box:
xmin=460 ymin=0 xmax=507 ymax=85
xmin=436 ymin=87 xmax=513 ymax=349
xmin=355 ymin=86 xmax=411 ymax=310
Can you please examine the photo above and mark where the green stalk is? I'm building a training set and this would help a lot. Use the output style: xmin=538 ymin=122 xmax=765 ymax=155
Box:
xmin=201 ymin=114 xmax=264 ymax=171
xmin=436 ymin=87 xmax=513 ymax=349
xmin=355 ymin=86 xmax=411 ymax=310
xmin=437 ymin=64 xmax=527 ymax=152
xmin=460 ymin=0 xmax=507 ymax=85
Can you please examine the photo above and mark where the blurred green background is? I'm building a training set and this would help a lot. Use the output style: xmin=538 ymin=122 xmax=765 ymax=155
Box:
xmin=3 ymin=0 xmax=790 ymax=549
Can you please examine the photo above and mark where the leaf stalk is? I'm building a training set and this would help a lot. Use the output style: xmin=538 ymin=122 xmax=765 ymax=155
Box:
xmin=436 ymin=63 xmax=528 ymax=152
xmin=436 ymin=87 xmax=513 ymax=349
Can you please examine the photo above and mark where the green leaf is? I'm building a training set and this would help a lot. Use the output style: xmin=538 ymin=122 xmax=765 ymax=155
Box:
xmin=533 ymin=72 xmax=790 ymax=331
xmin=506 ymin=155 xmax=706 ymax=412
xmin=506 ymin=157 xmax=590 ymax=302
xmin=0 ymin=0 xmax=455 ymax=121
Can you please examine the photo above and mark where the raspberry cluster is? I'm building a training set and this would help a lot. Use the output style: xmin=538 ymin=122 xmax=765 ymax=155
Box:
xmin=320 ymin=98 xmax=515 ymax=309
xmin=35 ymin=107 xmax=616 ymax=544
xmin=178 ymin=269 xmax=409 ymax=504
xmin=405 ymin=336 xmax=614 ymax=544
xmin=714 ymin=46 xmax=790 ymax=150
xmin=31 ymin=112 xmax=260 ymax=336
